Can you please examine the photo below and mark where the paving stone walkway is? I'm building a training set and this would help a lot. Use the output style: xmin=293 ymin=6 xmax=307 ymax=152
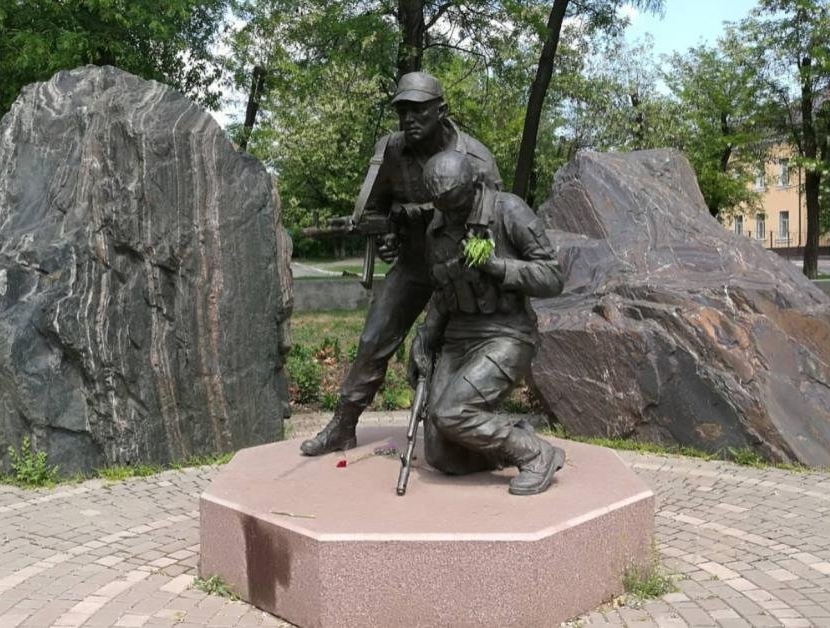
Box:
xmin=1 ymin=412 xmax=829 ymax=628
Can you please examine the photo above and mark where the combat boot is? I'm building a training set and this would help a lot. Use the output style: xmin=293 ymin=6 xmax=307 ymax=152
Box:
xmin=501 ymin=423 xmax=565 ymax=496
xmin=299 ymin=398 xmax=361 ymax=456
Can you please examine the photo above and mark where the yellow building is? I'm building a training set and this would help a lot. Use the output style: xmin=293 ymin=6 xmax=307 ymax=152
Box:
xmin=724 ymin=156 xmax=808 ymax=249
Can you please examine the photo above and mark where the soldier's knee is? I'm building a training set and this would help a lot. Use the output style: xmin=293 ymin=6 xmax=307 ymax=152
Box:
xmin=430 ymin=398 xmax=465 ymax=438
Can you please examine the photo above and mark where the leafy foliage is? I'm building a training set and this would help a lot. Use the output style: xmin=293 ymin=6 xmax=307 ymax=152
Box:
xmin=662 ymin=29 xmax=766 ymax=217
xmin=464 ymin=235 xmax=495 ymax=266
xmin=286 ymin=345 xmax=324 ymax=404
xmin=193 ymin=574 xmax=238 ymax=600
xmin=623 ymin=554 xmax=676 ymax=600
xmin=6 ymin=437 xmax=59 ymax=487
xmin=0 ymin=0 xmax=228 ymax=116
xmin=739 ymin=0 xmax=830 ymax=277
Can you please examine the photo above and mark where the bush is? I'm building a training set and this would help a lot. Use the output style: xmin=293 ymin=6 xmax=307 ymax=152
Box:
xmin=315 ymin=336 xmax=341 ymax=363
xmin=321 ymin=391 xmax=339 ymax=411
xmin=379 ymin=372 xmax=413 ymax=410
xmin=346 ymin=342 xmax=359 ymax=362
xmin=7 ymin=437 xmax=59 ymax=487
xmin=287 ymin=345 xmax=323 ymax=404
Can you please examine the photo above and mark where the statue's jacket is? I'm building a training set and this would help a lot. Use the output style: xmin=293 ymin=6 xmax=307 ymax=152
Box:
xmin=425 ymin=190 xmax=564 ymax=346
xmin=365 ymin=123 xmax=501 ymax=276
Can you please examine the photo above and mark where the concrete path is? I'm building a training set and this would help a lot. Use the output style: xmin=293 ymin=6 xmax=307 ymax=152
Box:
xmin=1 ymin=412 xmax=829 ymax=628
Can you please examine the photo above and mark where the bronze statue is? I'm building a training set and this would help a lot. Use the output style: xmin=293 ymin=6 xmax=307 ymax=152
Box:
xmin=407 ymin=151 xmax=566 ymax=495
xmin=301 ymin=72 xmax=501 ymax=456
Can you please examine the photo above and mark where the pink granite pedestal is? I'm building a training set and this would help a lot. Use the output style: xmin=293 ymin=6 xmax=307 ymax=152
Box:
xmin=200 ymin=426 xmax=654 ymax=628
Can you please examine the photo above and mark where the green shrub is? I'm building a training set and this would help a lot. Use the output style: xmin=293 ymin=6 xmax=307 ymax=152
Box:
xmin=379 ymin=372 xmax=412 ymax=410
xmin=346 ymin=342 xmax=359 ymax=362
xmin=395 ymin=340 xmax=407 ymax=364
xmin=7 ymin=437 xmax=59 ymax=487
xmin=321 ymin=391 xmax=339 ymax=411
xmin=316 ymin=336 xmax=341 ymax=362
xmin=287 ymin=347 xmax=323 ymax=404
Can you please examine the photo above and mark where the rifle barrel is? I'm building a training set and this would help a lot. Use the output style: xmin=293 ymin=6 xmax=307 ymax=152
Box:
xmin=396 ymin=375 xmax=427 ymax=496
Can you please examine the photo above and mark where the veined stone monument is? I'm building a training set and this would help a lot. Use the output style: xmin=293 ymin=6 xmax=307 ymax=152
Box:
xmin=531 ymin=149 xmax=830 ymax=466
xmin=0 ymin=66 xmax=292 ymax=476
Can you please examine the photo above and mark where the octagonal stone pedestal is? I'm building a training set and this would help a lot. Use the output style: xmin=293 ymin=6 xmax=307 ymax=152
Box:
xmin=200 ymin=426 xmax=654 ymax=628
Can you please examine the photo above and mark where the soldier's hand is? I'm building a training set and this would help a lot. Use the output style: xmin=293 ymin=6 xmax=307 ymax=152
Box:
xmin=407 ymin=326 xmax=433 ymax=389
xmin=479 ymin=255 xmax=507 ymax=282
xmin=377 ymin=233 xmax=399 ymax=264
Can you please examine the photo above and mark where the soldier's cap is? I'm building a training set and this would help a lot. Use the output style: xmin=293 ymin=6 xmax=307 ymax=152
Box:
xmin=391 ymin=72 xmax=445 ymax=104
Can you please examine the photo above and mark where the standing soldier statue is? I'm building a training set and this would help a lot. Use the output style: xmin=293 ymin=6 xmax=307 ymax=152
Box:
xmin=300 ymin=72 xmax=502 ymax=456
xmin=407 ymin=151 xmax=566 ymax=495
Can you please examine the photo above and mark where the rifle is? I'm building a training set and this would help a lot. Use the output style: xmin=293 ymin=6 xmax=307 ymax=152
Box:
xmin=396 ymin=359 xmax=433 ymax=496
xmin=299 ymin=213 xmax=390 ymax=287
xmin=350 ymin=135 xmax=389 ymax=289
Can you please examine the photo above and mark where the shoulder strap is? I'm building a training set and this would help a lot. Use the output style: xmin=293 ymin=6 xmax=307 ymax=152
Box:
xmin=351 ymin=135 xmax=391 ymax=225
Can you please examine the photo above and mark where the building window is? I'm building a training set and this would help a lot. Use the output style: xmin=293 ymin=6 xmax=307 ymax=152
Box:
xmin=734 ymin=215 xmax=744 ymax=235
xmin=754 ymin=167 xmax=765 ymax=191
xmin=778 ymin=159 xmax=789 ymax=187
xmin=779 ymin=211 xmax=789 ymax=242
xmin=755 ymin=213 xmax=766 ymax=240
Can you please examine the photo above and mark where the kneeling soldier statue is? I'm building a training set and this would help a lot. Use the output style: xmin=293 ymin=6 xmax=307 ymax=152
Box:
xmin=408 ymin=151 xmax=566 ymax=496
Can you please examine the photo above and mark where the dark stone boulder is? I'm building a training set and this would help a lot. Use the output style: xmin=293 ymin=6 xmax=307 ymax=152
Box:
xmin=531 ymin=149 xmax=830 ymax=466
xmin=0 ymin=66 xmax=293 ymax=476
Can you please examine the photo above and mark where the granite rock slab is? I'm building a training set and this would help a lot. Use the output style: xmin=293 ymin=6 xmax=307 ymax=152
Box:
xmin=532 ymin=149 xmax=830 ymax=465
xmin=0 ymin=66 xmax=292 ymax=475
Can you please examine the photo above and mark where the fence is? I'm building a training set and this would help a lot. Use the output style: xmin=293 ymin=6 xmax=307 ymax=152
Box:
xmin=734 ymin=230 xmax=830 ymax=257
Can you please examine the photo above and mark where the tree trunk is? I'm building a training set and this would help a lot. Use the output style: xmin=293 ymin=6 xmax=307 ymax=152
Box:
xmin=512 ymin=0 xmax=570 ymax=203
xmin=719 ymin=112 xmax=732 ymax=172
xmin=630 ymin=92 xmax=645 ymax=149
xmin=800 ymin=56 xmax=819 ymax=279
xmin=397 ymin=0 xmax=425 ymax=78
xmin=804 ymin=170 xmax=820 ymax=278
xmin=240 ymin=65 xmax=266 ymax=151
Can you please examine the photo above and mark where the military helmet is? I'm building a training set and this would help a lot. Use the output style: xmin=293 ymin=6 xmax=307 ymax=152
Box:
xmin=423 ymin=151 xmax=475 ymax=198
xmin=391 ymin=72 xmax=445 ymax=104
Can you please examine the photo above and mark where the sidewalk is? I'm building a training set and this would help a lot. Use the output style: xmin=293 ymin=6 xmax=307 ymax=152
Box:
xmin=1 ymin=412 xmax=829 ymax=628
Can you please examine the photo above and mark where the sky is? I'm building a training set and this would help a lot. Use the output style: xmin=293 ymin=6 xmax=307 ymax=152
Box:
xmin=624 ymin=0 xmax=760 ymax=58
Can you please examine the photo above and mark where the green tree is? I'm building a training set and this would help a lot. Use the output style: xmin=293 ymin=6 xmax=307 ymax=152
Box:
xmin=227 ymin=0 xmax=556 ymax=222
xmin=663 ymin=29 xmax=766 ymax=217
xmin=741 ymin=0 xmax=830 ymax=278
xmin=556 ymin=34 xmax=680 ymax=153
xmin=0 ymin=0 xmax=227 ymax=116
xmin=512 ymin=0 xmax=664 ymax=202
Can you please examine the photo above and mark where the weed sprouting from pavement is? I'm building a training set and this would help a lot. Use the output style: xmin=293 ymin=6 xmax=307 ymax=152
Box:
xmin=193 ymin=574 xmax=238 ymax=600
xmin=6 ymin=437 xmax=59 ymax=488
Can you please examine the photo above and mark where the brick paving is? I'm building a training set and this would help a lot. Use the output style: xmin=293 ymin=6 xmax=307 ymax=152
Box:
xmin=1 ymin=412 xmax=829 ymax=627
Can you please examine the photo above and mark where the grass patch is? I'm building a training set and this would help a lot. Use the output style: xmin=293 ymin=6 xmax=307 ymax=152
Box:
xmin=544 ymin=426 xmax=826 ymax=472
xmin=97 ymin=451 xmax=235 ymax=482
xmin=287 ymin=308 xmax=418 ymax=412
xmin=2 ymin=446 xmax=236 ymax=489
xmin=542 ymin=426 xmax=715 ymax=461
xmin=298 ymin=257 xmax=392 ymax=276
xmin=97 ymin=464 xmax=162 ymax=481
xmin=192 ymin=574 xmax=238 ymax=600
xmin=287 ymin=308 xmax=540 ymax=414
xmin=726 ymin=447 xmax=766 ymax=468
xmin=623 ymin=559 xmax=676 ymax=600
